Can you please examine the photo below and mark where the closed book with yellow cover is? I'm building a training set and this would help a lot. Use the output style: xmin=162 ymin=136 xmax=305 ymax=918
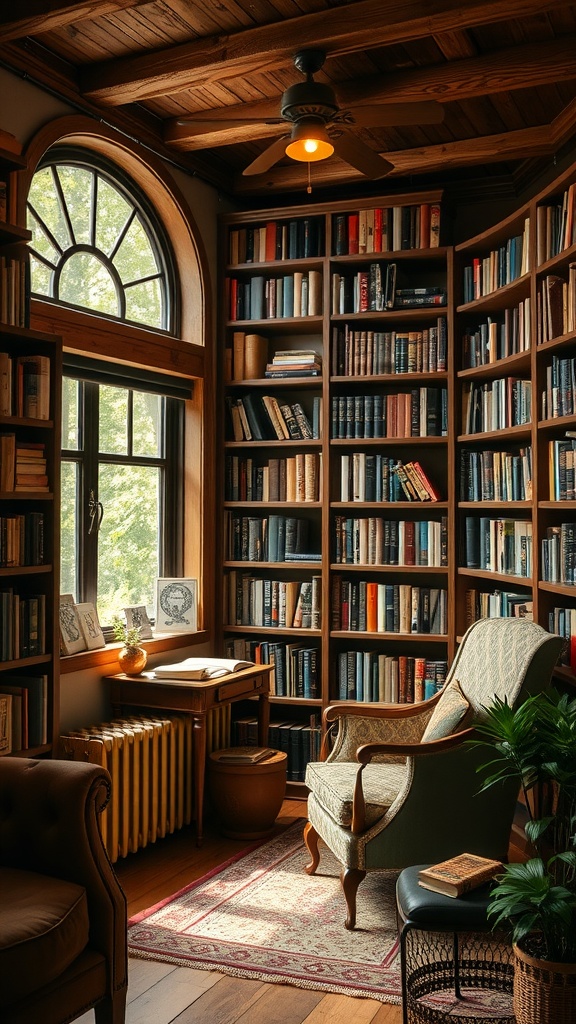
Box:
xmin=418 ymin=853 xmax=503 ymax=898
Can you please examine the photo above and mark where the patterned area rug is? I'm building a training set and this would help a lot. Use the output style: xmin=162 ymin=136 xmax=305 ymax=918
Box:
xmin=128 ymin=821 xmax=514 ymax=1013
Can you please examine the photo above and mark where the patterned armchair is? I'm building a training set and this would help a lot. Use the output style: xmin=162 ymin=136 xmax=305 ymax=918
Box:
xmin=304 ymin=618 xmax=564 ymax=929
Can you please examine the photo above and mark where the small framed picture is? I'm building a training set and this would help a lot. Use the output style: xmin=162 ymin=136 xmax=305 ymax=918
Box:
xmin=75 ymin=602 xmax=106 ymax=650
xmin=155 ymin=578 xmax=198 ymax=633
xmin=123 ymin=605 xmax=153 ymax=639
xmin=59 ymin=594 xmax=87 ymax=656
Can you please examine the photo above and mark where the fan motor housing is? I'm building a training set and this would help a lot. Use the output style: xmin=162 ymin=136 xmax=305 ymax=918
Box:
xmin=280 ymin=82 xmax=339 ymax=122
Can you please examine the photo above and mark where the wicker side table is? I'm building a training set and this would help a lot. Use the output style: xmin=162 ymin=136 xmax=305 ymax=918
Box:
xmin=396 ymin=865 xmax=515 ymax=1024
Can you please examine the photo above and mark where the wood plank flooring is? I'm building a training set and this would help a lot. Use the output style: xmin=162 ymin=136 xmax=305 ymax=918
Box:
xmin=77 ymin=798 xmax=402 ymax=1024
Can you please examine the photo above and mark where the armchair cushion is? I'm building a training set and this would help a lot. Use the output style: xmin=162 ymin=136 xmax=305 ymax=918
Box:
xmin=305 ymin=761 xmax=408 ymax=828
xmin=421 ymin=679 xmax=470 ymax=741
xmin=0 ymin=866 xmax=89 ymax=1004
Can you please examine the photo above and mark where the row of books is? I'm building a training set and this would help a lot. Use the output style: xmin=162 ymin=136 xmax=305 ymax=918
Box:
xmin=228 ymin=331 xmax=268 ymax=381
xmin=464 ymin=591 xmax=533 ymax=631
xmin=264 ymin=348 xmax=322 ymax=379
xmin=333 ymin=516 xmax=448 ymax=568
xmin=224 ymin=637 xmax=321 ymax=699
xmin=459 ymin=447 xmax=533 ymax=503
xmin=226 ymin=394 xmax=319 ymax=442
xmin=537 ymin=271 xmax=576 ymax=345
xmin=340 ymin=454 xmax=441 ymax=503
xmin=225 ymin=452 xmax=321 ymax=503
xmin=462 ymin=218 xmax=530 ymax=301
xmin=0 ymin=352 xmax=50 ymax=419
xmin=0 ymin=256 xmax=28 ymax=329
xmin=336 ymin=651 xmax=447 ymax=703
xmin=0 ymin=511 xmax=44 ymax=567
xmin=224 ymin=512 xmax=318 ymax=563
xmin=0 ymin=674 xmax=48 ymax=753
xmin=536 ymin=185 xmax=576 ymax=264
xmin=542 ymin=355 xmax=576 ymax=419
xmin=549 ymin=606 xmax=576 ymax=671
xmin=0 ymin=437 xmax=48 ymax=492
xmin=0 ymin=590 xmax=46 ymax=661
xmin=463 ymin=517 xmax=533 ymax=577
xmin=233 ymin=716 xmax=322 ymax=783
xmin=331 ymin=262 xmax=396 ymax=314
xmin=331 ymin=577 xmax=448 ymax=635
xmin=541 ymin=524 xmax=576 ymax=585
xmin=227 ymin=270 xmax=322 ymax=321
xmin=331 ymin=387 xmax=448 ymax=439
xmin=224 ymin=572 xmax=322 ymax=629
xmin=549 ymin=439 xmax=576 ymax=501
xmin=228 ymin=216 xmax=324 ymax=265
xmin=331 ymin=318 xmax=447 ymax=376
xmin=462 ymin=378 xmax=531 ymax=434
xmin=331 ymin=202 xmax=441 ymax=256
xmin=462 ymin=300 xmax=531 ymax=368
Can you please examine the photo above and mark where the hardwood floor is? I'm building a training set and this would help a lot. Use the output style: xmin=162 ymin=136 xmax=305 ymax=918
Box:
xmin=78 ymin=797 xmax=402 ymax=1024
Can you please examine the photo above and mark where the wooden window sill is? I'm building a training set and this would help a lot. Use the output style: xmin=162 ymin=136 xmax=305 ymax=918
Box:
xmin=59 ymin=630 xmax=210 ymax=674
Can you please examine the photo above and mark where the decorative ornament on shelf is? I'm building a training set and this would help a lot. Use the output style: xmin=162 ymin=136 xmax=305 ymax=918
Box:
xmin=112 ymin=617 xmax=148 ymax=675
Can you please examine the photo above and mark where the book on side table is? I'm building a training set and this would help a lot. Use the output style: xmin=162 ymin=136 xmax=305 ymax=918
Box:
xmin=418 ymin=853 xmax=503 ymax=898
xmin=152 ymin=657 xmax=255 ymax=681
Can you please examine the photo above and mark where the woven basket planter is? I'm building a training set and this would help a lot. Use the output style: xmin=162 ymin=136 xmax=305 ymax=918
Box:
xmin=513 ymin=943 xmax=576 ymax=1024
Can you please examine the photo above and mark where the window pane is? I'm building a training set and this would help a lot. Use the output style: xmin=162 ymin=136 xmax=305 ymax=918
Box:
xmin=61 ymin=461 xmax=79 ymax=598
xmin=97 ymin=463 xmax=160 ymax=624
xmin=30 ymin=253 xmax=53 ymax=296
xmin=99 ymin=385 xmax=128 ymax=454
xmin=95 ymin=177 xmax=132 ymax=256
xmin=27 ymin=167 xmax=71 ymax=251
xmin=133 ymin=392 xmax=162 ymax=457
xmin=115 ymin=216 xmax=159 ymax=282
xmin=59 ymin=252 xmax=119 ymax=316
xmin=62 ymin=377 xmax=80 ymax=450
xmin=57 ymin=165 xmax=94 ymax=246
xmin=125 ymin=278 xmax=163 ymax=328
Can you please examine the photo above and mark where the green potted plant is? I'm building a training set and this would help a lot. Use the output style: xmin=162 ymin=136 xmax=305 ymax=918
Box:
xmin=112 ymin=617 xmax=148 ymax=675
xmin=472 ymin=688 xmax=576 ymax=1023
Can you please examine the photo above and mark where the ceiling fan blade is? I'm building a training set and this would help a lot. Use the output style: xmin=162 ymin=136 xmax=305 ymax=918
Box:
xmin=330 ymin=133 xmax=394 ymax=179
xmin=243 ymin=136 xmax=291 ymax=176
xmin=343 ymin=101 xmax=444 ymax=127
xmin=177 ymin=116 xmax=283 ymax=129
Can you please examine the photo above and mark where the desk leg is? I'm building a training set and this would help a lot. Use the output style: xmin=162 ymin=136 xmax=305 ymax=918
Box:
xmin=192 ymin=713 xmax=206 ymax=847
xmin=257 ymin=691 xmax=270 ymax=747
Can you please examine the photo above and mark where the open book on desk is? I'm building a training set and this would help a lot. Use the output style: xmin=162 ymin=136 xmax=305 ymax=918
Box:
xmin=150 ymin=657 xmax=255 ymax=681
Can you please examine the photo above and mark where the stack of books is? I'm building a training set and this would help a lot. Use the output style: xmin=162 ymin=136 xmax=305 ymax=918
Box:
xmin=265 ymin=349 xmax=322 ymax=379
xmin=15 ymin=442 xmax=48 ymax=492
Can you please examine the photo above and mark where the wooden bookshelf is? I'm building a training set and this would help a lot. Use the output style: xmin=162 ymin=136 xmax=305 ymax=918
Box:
xmin=0 ymin=146 xmax=62 ymax=758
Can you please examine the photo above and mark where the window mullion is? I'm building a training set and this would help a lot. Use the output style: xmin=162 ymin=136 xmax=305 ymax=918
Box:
xmin=82 ymin=382 xmax=100 ymax=606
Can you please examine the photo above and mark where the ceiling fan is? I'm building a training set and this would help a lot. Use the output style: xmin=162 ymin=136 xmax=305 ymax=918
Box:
xmin=178 ymin=49 xmax=444 ymax=179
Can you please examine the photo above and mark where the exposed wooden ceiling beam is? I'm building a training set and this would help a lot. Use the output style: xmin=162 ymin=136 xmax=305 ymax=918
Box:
xmin=165 ymin=37 xmax=576 ymax=150
xmin=80 ymin=0 xmax=570 ymax=106
xmin=0 ymin=0 xmax=146 ymax=42
xmin=233 ymin=124 xmax=558 ymax=195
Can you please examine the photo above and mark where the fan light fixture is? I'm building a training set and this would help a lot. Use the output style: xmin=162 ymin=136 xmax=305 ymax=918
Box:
xmin=285 ymin=119 xmax=334 ymax=163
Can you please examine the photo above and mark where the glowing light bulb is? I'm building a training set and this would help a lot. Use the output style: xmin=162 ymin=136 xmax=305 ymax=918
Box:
xmin=304 ymin=138 xmax=319 ymax=154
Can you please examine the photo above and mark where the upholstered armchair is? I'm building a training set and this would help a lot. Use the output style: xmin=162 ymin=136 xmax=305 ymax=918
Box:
xmin=0 ymin=757 xmax=127 ymax=1024
xmin=304 ymin=618 xmax=564 ymax=929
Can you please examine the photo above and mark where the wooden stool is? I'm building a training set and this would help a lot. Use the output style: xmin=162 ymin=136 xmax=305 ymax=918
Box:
xmin=396 ymin=865 xmax=514 ymax=1024
xmin=207 ymin=747 xmax=287 ymax=839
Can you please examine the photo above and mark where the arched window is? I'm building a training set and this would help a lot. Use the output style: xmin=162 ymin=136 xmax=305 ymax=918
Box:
xmin=27 ymin=148 xmax=175 ymax=332
xmin=26 ymin=148 xmax=191 ymax=632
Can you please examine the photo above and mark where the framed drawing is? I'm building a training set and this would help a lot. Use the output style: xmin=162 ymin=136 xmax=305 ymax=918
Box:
xmin=75 ymin=602 xmax=106 ymax=650
xmin=123 ymin=605 xmax=153 ymax=639
xmin=59 ymin=594 xmax=87 ymax=656
xmin=155 ymin=578 xmax=198 ymax=633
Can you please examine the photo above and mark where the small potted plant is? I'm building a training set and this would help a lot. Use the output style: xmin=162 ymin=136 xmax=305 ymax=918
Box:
xmin=112 ymin=617 xmax=148 ymax=675
xmin=472 ymin=688 xmax=576 ymax=1023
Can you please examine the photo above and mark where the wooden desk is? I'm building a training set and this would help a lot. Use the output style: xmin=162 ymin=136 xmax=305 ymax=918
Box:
xmin=106 ymin=663 xmax=271 ymax=846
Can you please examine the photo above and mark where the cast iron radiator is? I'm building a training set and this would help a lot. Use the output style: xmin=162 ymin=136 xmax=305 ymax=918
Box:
xmin=59 ymin=707 xmax=231 ymax=862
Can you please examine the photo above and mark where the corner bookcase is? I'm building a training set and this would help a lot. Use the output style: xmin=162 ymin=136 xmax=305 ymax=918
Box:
xmin=0 ymin=144 xmax=62 ymax=758
xmin=217 ymin=190 xmax=454 ymax=789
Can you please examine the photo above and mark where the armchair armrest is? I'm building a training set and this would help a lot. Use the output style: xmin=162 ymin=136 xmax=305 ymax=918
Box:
xmin=350 ymin=726 xmax=477 ymax=834
xmin=321 ymin=696 xmax=442 ymax=761
xmin=0 ymin=757 xmax=127 ymax=993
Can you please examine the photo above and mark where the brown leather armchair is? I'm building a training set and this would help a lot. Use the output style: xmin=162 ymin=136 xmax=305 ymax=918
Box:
xmin=0 ymin=757 xmax=127 ymax=1024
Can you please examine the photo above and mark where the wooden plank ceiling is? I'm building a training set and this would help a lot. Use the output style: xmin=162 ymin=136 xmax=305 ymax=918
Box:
xmin=2 ymin=0 xmax=576 ymax=203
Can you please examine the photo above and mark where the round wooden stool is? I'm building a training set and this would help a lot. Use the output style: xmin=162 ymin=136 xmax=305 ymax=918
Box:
xmin=207 ymin=747 xmax=287 ymax=839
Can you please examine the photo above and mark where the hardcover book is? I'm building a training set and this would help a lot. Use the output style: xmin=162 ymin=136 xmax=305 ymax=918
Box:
xmin=418 ymin=853 xmax=503 ymax=897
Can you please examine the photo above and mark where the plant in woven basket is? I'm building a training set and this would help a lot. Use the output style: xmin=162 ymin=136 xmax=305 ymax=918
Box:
xmin=472 ymin=688 xmax=576 ymax=965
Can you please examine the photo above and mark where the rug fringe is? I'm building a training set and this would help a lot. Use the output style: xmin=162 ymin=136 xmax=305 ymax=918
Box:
xmin=128 ymin=950 xmax=402 ymax=1004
